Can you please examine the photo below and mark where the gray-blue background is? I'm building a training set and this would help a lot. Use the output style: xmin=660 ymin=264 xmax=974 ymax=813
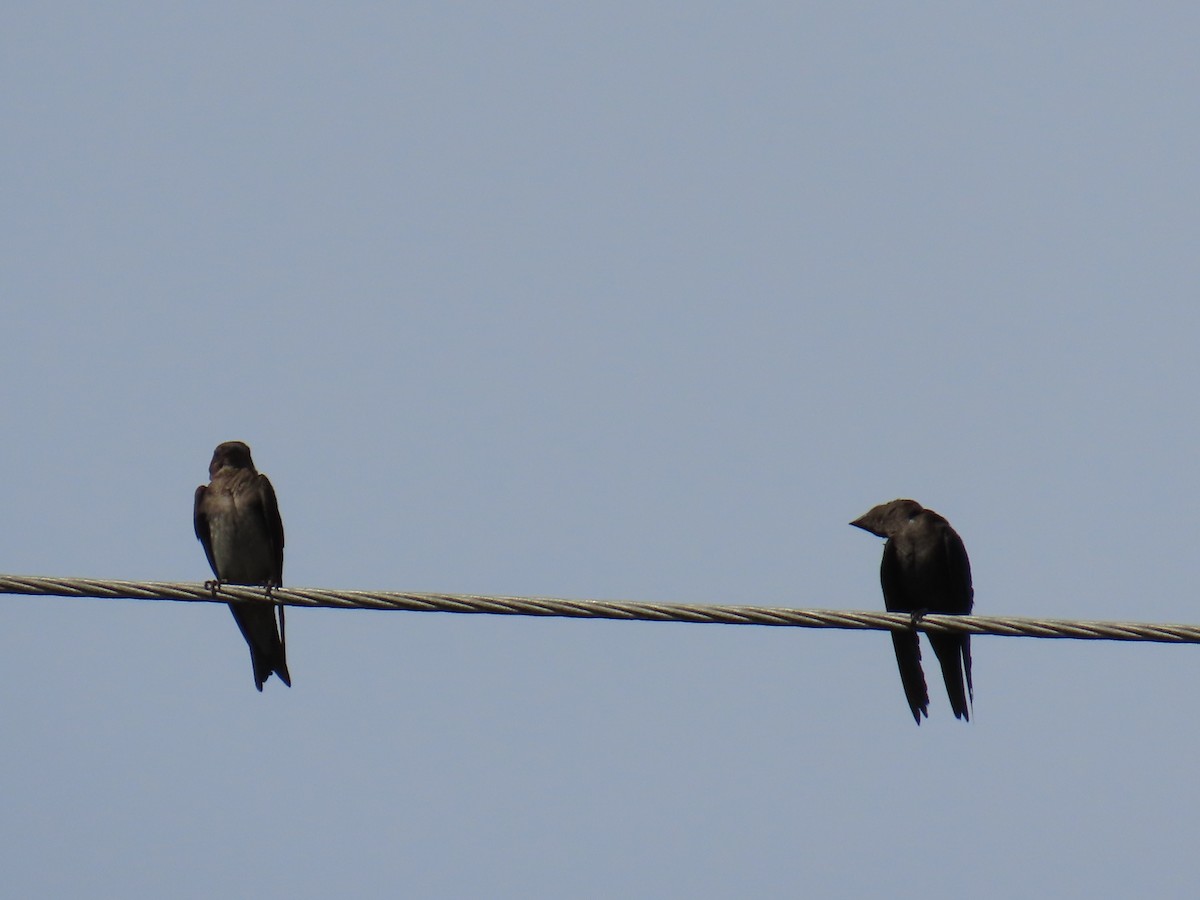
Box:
xmin=4 ymin=4 xmax=1197 ymax=897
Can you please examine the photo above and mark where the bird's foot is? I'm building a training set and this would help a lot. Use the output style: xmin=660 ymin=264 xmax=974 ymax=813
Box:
xmin=910 ymin=608 xmax=929 ymax=626
xmin=204 ymin=579 xmax=222 ymax=597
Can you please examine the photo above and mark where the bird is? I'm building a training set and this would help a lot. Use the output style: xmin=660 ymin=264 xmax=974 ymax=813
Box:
xmin=850 ymin=499 xmax=973 ymax=723
xmin=194 ymin=440 xmax=290 ymax=691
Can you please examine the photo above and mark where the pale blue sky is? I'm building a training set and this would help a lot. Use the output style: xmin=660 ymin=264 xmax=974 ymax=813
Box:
xmin=4 ymin=4 xmax=1200 ymax=897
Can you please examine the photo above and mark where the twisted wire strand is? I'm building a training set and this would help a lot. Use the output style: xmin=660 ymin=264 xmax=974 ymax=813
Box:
xmin=1 ymin=572 xmax=1198 ymax=644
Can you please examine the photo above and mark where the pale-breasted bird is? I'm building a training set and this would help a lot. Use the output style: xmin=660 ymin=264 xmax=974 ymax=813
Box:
xmin=194 ymin=441 xmax=290 ymax=691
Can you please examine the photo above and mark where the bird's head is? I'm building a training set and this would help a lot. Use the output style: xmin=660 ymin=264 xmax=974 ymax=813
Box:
xmin=850 ymin=498 xmax=924 ymax=538
xmin=208 ymin=441 xmax=257 ymax=478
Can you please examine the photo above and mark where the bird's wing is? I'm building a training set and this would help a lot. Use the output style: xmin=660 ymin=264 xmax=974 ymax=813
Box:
xmin=879 ymin=540 xmax=910 ymax=613
xmin=940 ymin=523 xmax=974 ymax=615
xmin=254 ymin=474 xmax=285 ymax=587
xmin=880 ymin=541 xmax=929 ymax=722
xmin=193 ymin=484 xmax=219 ymax=579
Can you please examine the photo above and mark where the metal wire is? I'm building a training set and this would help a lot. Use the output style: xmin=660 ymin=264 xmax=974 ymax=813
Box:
xmin=1 ymin=572 xmax=1198 ymax=643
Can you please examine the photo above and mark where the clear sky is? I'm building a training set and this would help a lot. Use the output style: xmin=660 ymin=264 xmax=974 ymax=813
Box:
xmin=3 ymin=4 xmax=1199 ymax=897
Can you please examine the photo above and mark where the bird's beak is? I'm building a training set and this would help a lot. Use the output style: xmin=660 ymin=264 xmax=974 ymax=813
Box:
xmin=849 ymin=515 xmax=881 ymax=537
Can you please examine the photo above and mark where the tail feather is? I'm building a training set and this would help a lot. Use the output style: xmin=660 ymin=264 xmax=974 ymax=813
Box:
xmin=229 ymin=602 xmax=291 ymax=691
xmin=890 ymin=631 xmax=930 ymax=724
xmin=929 ymin=633 xmax=971 ymax=720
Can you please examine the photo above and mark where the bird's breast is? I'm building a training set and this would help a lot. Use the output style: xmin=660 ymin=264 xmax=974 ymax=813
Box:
xmin=206 ymin=506 xmax=275 ymax=585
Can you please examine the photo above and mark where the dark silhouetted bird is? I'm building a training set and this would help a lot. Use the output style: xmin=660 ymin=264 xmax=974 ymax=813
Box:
xmin=194 ymin=441 xmax=290 ymax=691
xmin=850 ymin=499 xmax=973 ymax=723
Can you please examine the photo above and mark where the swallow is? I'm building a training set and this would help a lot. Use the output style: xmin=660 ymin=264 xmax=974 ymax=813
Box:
xmin=194 ymin=440 xmax=290 ymax=691
xmin=851 ymin=499 xmax=973 ymax=723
